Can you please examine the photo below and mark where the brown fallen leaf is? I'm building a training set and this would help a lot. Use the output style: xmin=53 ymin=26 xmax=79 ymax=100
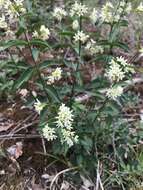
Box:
xmin=31 ymin=176 xmax=46 ymax=190
xmin=7 ymin=142 xmax=23 ymax=160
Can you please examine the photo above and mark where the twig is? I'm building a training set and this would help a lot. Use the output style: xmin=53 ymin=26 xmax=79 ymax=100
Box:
xmin=50 ymin=167 xmax=78 ymax=190
xmin=41 ymin=135 xmax=47 ymax=154
xmin=95 ymin=161 xmax=104 ymax=190
xmin=0 ymin=134 xmax=41 ymax=139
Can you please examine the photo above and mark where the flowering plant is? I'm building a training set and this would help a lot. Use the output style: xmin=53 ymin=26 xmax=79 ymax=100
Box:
xmin=1 ymin=0 xmax=143 ymax=189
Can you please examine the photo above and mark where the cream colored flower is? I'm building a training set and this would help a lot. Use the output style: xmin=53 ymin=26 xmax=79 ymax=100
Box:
xmin=101 ymin=2 xmax=113 ymax=23
xmin=100 ymin=1 xmax=131 ymax=23
xmin=32 ymin=25 xmax=50 ymax=40
xmin=116 ymin=56 xmax=135 ymax=73
xmin=2 ymin=0 xmax=11 ymax=10
xmin=40 ymin=25 xmax=50 ymax=40
xmin=61 ymin=128 xmax=78 ymax=147
xmin=53 ymin=7 xmax=67 ymax=21
xmin=106 ymin=86 xmax=123 ymax=100
xmin=116 ymin=56 xmax=128 ymax=66
xmin=14 ymin=0 xmax=24 ymax=6
xmin=51 ymin=68 xmax=62 ymax=80
xmin=90 ymin=8 xmax=99 ymax=24
xmin=72 ymin=20 xmax=79 ymax=30
xmin=73 ymin=31 xmax=89 ymax=43
xmin=43 ymin=124 xmax=57 ymax=141
xmin=34 ymin=99 xmax=46 ymax=114
xmin=125 ymin=2 xmax=132 ymax=14
xmin=8 ymin=0 xmax=26 ymax=17
xmin=70 ymin=1 xmax=88 ymax=17
xmin=0 ymin=0 xmax=4 ymax=7
xmin=5 ymin=29 xmax=16 ymax=39
xmin=0 ymin=15 xmax=7 ymax=28
xmin=137 ymin=2 xmax=143 ymax=12
xmin=56 ymin=104 xmax=74 ymax=130
xmin=85 ymin=39 xmax=103 ymax=55
xmin=120 ymin=1 xmax=126 ymax=7
xmin=106 ymin=60 xmax=125 ymax=82
xmin=47 ymin=67 xmax=62 ymax=84
xmin=106 ymin=57 xmax=134 ymax=82
xmin=32 ymin=31 xmax=39 ymax=38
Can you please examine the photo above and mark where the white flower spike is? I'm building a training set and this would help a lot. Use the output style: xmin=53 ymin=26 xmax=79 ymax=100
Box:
xmin=43 ymin=124 xmax=57 ymax=141
xmin=34 ymin=99 xmax=46 ymax=114
xmin=106 ymin=86 xmax=123 ymax=100
xmin=70 ymin=1 xmax=88 ymax=17
xmin=73 ymin=31 xmax=89 ymax=43
xmin=53 ymin=7 xmax=67 ymax=21
xmin=56 ymin=104 xmax=74 ymax=130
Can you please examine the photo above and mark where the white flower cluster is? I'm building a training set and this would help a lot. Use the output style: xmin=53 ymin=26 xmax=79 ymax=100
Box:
xmin=56 ymin=104 xmax=74 ymax=130
xmin=53 ymin=7 xmax=67 ymax=21
xmin=34 ymin=99 xmax=46 ymax=114
xmin=90 ymin=1 xmax=132 ymax=24
xmin=56 ymin=104 xmax=78 ymax=147
xmin=0 ymin=0 xmax=25 ymax=20
xmin=73 ymin=31 xmax=89 ymax=43
xmin=70 ymin=1 xmax=88 ymax=17
xmin=106 ymin=56 xmax=134 ymax=100
xmin=32 ymin=25 xmax=50 ymax=40
xmin=85 ymin=39 xmax=104 ymax=55
xmin=90 ymin=8 xmax=99 ymax=24
xmin=0 ymin=0 xmax=25 ymax=40
xmin=61 ymin=128 xmax=78 ymax=147
xmin=101 ymin=2 xmax=113 ymax=23
xmin=38 ymin=102 xmax=78 ymax=147
xmin=42 ymin=124 xmax=57 ymax=141
xmin=10 ymin=0 xmax=26 ymax=15
xmin=106 ymin=86 xmax=123 ymax=100
xmin=106 ymin=56 xmax=134 ymax=82
xmin=5 ymin=29 xmax=16 ymax=39
xmin=41 ymin=104 xmax=78 ymax=147
xmin=47 ymin=67 xmax=62 ymax=84
xmin=0 ymin=15 xmax=7 ymax=28
xmin=137 ymin=3 xmax=143 ymax=12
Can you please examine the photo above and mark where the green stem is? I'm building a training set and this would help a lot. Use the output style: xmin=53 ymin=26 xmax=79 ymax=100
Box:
xmin=92 ymin=98 xmax=108 ymax=125
xmin=24 ymin=32 xmax=51 ymax=101
xmin=8 ymin=51 xmax=19 ymax=72
xmin=70 ymin=16 xmax=82 ymax=102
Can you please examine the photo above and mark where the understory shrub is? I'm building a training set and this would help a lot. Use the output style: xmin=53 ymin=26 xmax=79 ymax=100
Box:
xmin=1 ymin=0 xmax=143 ymax=189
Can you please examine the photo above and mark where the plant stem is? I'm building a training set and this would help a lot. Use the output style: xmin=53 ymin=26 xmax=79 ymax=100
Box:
xmin=70 ymin=15 xmax=83 ymax=102
xmin=92 ymin=98 xmax=108 ymax=124
xmin=24 ymin=32 xmax=51 ymax=101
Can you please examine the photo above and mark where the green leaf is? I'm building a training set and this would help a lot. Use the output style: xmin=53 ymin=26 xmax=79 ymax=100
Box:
xmin=16 ymin=17 xmax=26 ymax=37
xmin=40 ymin=105 xmax=48 ymax=124
xmin=16 ymin=27 xmax=26 ymax=37
xmin=60 ymin=31 xmax=74 ymax=36
xmin=39 ymin=60 xmax=62 ymax=69
xmin=113 ymin=41 xmax=129 ymax=52
xmin=32 ymin=48 xmax=40 ymax=62
xmin=45 ymin=85 xmax=60 ymax=103
xmin=29 ymin=39 xmax=51 ymax=49
xmin=104 ymin=101 xmax=120 ymax=116
xmin=0 ymin=40 xmax=28 ymax=50
xmin=52 ymin=43 xmax=71 ymax=49
xmin=94 ymin=54 xmax=113 ymax=63
xmin=13 ymin=67 xmax=34 ymax=89
xmin=118 ymin=20 xmax=129 ymax=27
xmin=98 ymin=40 xmax=129 ymax=52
